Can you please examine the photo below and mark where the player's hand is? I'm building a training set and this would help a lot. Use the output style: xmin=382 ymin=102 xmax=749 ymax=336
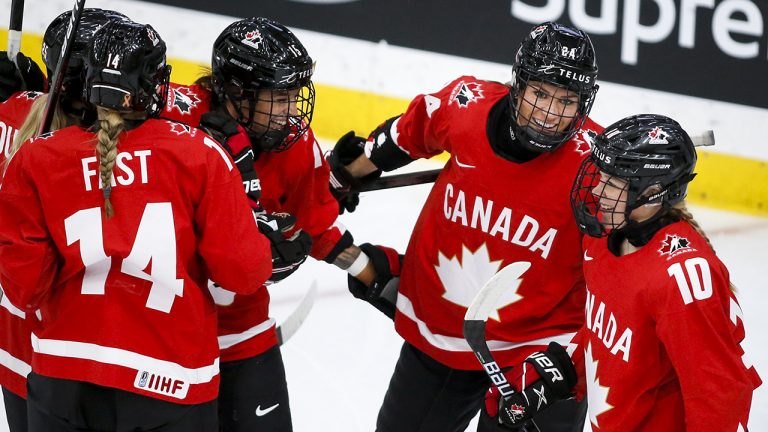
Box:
xmin=481 ymin=342 xmax=577 ymax=429
xmin=256 ymin=212 xmax=313 ymax=285
xmin=200 ymin=111 xmax=261 ymax=209
xmin=326 ymin=131 xmax=381 ymax=214
xmin=0 ymin=51 xmax=47 ymax=102
xmin=347 ymin=243 xmax=402 ymax=319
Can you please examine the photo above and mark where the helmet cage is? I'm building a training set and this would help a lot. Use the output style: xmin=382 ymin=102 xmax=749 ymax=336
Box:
xmin=570 ymin=135 xmax=696 ymax=238
xmin=509 ymin=23 xmax=599 ymax=152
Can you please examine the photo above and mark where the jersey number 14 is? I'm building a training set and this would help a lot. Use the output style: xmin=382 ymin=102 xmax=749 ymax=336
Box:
xmin=65 ymin=203 xmax=184 ymax=313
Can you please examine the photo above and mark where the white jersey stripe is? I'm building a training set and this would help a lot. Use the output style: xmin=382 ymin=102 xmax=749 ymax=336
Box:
xmin=396 ymin=293 xmax=575 ymax=352
xmin=217 ymin=317 xmax=276 ymax=350
xmin=31 ymin=334 xmax=218 ymax=384
xmin=0 ymin=347 xmax=31 ymax=378
xmin=0 ymin=290 xmax=26 ymax=319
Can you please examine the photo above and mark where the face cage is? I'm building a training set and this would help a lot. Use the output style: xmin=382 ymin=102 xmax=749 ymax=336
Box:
xmin=226 ymin=82 xmax=316 ymax=152
xmin=511 ymin=73 xmax=596 ymax=151
xmin=570 ymin=159 xmax=634 ymax=238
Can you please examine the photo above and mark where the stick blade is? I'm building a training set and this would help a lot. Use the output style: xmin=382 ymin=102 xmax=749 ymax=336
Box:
xmin=276 ymin=281 xmax=319 ymax=345
xmin=464 ymin=261 xmax=531 ymax=323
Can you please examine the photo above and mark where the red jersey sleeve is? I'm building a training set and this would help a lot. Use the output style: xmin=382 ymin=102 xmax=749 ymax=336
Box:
xmin=650 ymin=254 xmax=759 ymax=431
xmin=391 ymin=76 xmax=479 ymax=158
xmin=193 ymin=134 xmax=272 ymax=294
xmin=0 ymin=139 xmax=59 ymax=310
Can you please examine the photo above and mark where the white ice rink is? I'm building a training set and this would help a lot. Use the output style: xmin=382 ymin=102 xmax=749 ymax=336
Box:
xmin=0 ymin=159 xmax=766 ymax=432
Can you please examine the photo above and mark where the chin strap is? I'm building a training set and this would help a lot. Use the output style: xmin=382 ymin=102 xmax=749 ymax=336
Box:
xmin=608 ymin=210 xmax=682 ymax=255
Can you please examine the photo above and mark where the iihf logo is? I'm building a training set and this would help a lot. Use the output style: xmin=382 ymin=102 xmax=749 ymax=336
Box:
xmin=242 ymin=30 xmax=263 ymax=49
xmin=134 ymin=370 xmax=189 ymax=399
xmin=658 ymin=234 xmax=692 ymax=257
xmin=647 ymin=127 xmax=669 ymax=144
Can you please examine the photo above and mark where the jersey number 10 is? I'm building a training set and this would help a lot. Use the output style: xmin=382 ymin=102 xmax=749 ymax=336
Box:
xmin=667 ymin=257 xmax=713 ymax=305
xmin=65 ymin=203 xmax=184 ymax=313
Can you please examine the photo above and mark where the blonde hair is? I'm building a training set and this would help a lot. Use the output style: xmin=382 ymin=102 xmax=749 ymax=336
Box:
xmin=95 ymin=107 xmax=125 ymax=218
xmin=667 ymin=202 xmax=736 ymax=292
xmin=6 ymin=95 xmax=69 ymax=170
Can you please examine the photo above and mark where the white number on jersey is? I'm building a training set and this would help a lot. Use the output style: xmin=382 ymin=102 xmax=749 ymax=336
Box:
xmin=667 ymin=257 xmax=713 ymax=305
xmin=65 ymin=203 xmax=184 ymax=313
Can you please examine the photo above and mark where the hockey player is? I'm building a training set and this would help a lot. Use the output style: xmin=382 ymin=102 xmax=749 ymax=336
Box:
xmin=484 ymin=114 xmax=763 ymax=431
xmin=326 ymin=22 xmax=602 ymax=431
xmin=0 ymin=9 xmax=129 ymax=432
xmin=0 ymin=53 xmax=45 ymax=103
xmin=0 ymin=20 xmax=272 ymax=431
xmin=162 ymin=17 xmax=354 ymax=431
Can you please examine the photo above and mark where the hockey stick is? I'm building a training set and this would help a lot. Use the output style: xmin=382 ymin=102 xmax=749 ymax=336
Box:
xmin=463 ymin=261 xmax=541 ymax=432
xmin=360 ymin=168 xmax=441 ymax=192
xmin=8 ymin=0 xmax=24 ymax=60
xmin=359 ymin=129 xmax=714 ymax=193
xmin=276 ymin=281 xmax=318 ymax=345
xmin=38 ymin=0 xmax=86 ymax=135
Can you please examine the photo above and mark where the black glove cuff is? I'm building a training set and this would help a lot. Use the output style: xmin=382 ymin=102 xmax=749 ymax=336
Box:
xmin=367 ymin=116 xmax=416 ymax=172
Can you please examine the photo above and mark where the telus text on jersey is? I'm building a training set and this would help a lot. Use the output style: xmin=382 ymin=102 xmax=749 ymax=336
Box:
xmin=443 ymin=183 xmax=557 ymax=259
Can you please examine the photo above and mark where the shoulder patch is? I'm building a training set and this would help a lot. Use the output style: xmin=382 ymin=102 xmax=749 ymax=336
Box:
xmin=169 ymin=86 xmax=201 ymax=115
xmin=571 ymin=129 xmax=597 ymax=155
xmin=449 ymin=81 xmax=484 ymax=108
xmin=658 ymin=234 xmax=696 ymax=258
xmin=168 ymin=121 xmax=197 ymax=137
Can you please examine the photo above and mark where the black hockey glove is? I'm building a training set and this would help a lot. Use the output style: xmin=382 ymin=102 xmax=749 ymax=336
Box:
xmin=0 ymin=51 xmax=46 ymax=102
xmin=481 ymin=342 xmax=578 ymax=429
xmin=256 ymin=212 xmax=313 ymax=285
xmin=326 ymin=131 xmax=382 ymax=214
xmin=199 ymin=111 xmax=262 ymax=210
xmin=347 ymin=243 xmax=402 ymax=319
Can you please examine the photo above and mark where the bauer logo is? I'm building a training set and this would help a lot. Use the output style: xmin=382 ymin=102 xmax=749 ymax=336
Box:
xmin=134 ymin=370 xmax=189 ymax=399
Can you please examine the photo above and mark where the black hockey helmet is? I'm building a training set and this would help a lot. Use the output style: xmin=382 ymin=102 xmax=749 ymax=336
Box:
xmin=84 ymin=21 xmax=171 ymax=116
xmin=570 ymin=114 xmax=698 ymax=237
xmin=43 ymin=8 xmax=131 ymax=103
xmin=510 ymin=22 xmax=599 ymax=153
xmin=211 ymin=17 xmax=315 ymax=152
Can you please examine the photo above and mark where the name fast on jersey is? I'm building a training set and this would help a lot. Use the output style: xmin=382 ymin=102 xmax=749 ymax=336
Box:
xmin=81 ymin=150 xmax=152 ymax=191
xmin=443 ymin=183 xmax=558 ymax=259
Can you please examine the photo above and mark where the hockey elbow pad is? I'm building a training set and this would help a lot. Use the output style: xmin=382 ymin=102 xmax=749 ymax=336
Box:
xmin=366 ymin=116 xmax=415 ymax=172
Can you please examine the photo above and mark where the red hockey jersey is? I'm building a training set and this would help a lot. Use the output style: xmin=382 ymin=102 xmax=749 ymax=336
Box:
xmin=391 ymin=76 xmax=602 ymax=370
xmin=0 ymin=90 xmax=44 ymax=397
xmin=163 ymin=83 xmax=345 ymax=362
xmin=0 ymin=119 xmax=272 ymax=404
xmin=573 ymin=221 xmax=761 ymax=431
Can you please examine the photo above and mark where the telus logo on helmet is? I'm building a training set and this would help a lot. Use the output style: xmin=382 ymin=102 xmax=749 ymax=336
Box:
xmin=511 ymin=0 xmax=767 ymax=64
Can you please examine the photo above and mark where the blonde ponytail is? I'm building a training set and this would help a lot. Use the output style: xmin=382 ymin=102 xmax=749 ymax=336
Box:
xmin=95 ymin=107 xmax=124 ymax=218
xmin=668 ymin=202 xmax=736 ymax=292
xmin=6 ymin=95 xmax=68 ymax=170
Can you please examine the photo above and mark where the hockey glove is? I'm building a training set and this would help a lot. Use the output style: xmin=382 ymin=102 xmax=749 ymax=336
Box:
xmin=256 ymin=212 xmax=313 ymax=285
xmin=326 ymin=131 xmax=382 ymax=214
xmin=200 ymin=111 xmax=262 ymax=210
xmin=481 ymin=342 xmax=577 ymax=429
xmin=347 ymin=243 xmax=402 ymax=319
xmin=0 ymin=52 xmax=46 ymax=102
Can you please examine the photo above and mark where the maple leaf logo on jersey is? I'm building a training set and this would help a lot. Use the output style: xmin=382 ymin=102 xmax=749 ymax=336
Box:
xmin=658 ymin=234 xmax=691 ymax=256
xmin=171 ymin=87 xmax=201 ymax=115
xmin=450 ymin=81 xmax=484 ymax=108
xmin=647 ymin=127 xmax=669 ymax=144
xmin=21 ymin=91 xmax=44 ymax=100
xmin=169 ymin=122 xmax=196 ymax=136
xmin=436 ymin=244 xmax=523 ymax=321
xmin=242 ymin=30 xmax=263 ymax=49
xmin=585 ymin=342 xmax=613 ymax=428
xmin=572 ymin=129 xmax=597 ymax=155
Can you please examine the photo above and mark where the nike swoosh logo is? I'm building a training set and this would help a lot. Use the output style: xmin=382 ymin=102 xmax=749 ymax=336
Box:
xmin=255 ymin=403 xmax=280 ymax=416
xmin=454 ymin=155 xmax=475 ymax=169
xmin=584 ymin=251 xmax=593 ymax=261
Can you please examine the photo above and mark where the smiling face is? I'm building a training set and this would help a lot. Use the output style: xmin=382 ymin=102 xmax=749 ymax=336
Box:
xmin=515 ymin=81 xmax=580 ymax=135
xmin=591 ymin=171 xmax=663 ymax=230
xmin=228 ymin=87 xmax=300 ymax=136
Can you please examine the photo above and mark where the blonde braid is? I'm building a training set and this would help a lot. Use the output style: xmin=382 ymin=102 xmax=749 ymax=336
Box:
xmin=6 ymin=95 xmax=68 ymax=171
xmin=95 ymin=107 xmax=124 ymax=218
xmin=669 ymin=202 xmax=736 ymax=292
